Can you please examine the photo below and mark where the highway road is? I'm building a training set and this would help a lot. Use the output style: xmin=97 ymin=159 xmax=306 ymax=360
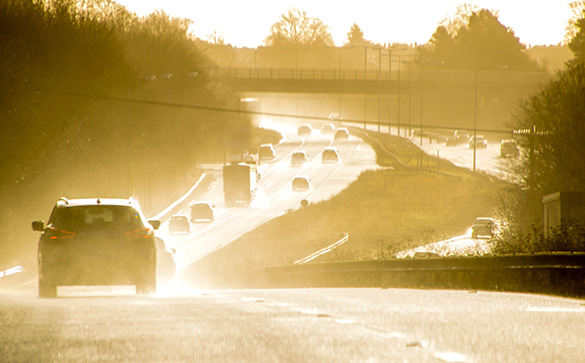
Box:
xmin=2 ymin=287 xmax=584 ymax=362
xmin=4 ymin=120 xmax=582 ymax=362
xmin=158 ymin=118 xmax=378 ymax=271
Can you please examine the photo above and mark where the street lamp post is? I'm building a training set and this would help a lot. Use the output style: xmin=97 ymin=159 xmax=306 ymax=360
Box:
xmin=397 ymin=56 xmax=401 ymax=137
xmin=364 ymin=47 xmax=368 ymax=130
xmin=419 ymin=59 xmax=444 ymax=146
xmin=408 ymin=60 xmax=412 ymax=137
xmin=375 ymin=47 xmax=392 ymax=134
xmin=473 ymin=65 xmax=507 ymax=172
xmin=378 ymin=48 xmax=381 ymax=133
xmin=420 ymin=60 xmax=425 ymax=146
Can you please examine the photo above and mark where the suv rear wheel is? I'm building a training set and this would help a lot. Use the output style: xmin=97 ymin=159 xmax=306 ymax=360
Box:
xmin=38 ymin=277 xmax=57 ymax=298
xmin=136 ymin=269 xmax=156 ymax=295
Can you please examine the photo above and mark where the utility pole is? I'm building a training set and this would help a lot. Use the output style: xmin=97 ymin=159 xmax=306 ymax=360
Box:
xmin=378 ymin=47 xmax=381 ymax=133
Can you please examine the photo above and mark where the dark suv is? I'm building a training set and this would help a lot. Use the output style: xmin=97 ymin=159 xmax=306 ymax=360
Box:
xmin=32 ymin=197 xmax=160 ymax=298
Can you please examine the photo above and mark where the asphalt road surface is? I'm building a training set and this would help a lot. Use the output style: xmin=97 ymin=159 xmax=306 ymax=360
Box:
xmin=1 ymin=287 xmax=584 ymax=362
xmin=4 ymin=120 xmax=582 ymax=362
xmin=160 ymin=118 xmax=378 ymax=270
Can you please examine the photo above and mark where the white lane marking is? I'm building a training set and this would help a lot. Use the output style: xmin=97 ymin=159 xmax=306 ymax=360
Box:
xmin=527 ymin=307 xmax=585 ymax=312
xmin=240 ymin=297 xmax=265 ymax=303
xmin=334 ymin=319 xmax=355 ymax=325
xmin=235 ymin=294 xmax=473 ymax=363
xmin=434 ymin=351 xmax=469 ymax=363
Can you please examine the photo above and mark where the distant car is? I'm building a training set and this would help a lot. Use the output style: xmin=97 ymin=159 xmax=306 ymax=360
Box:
xmin=191 ymin=202 xmax=214 ymax=222
xmin=155 ymin=237 xmax=176 ymax=284
xmin=471 ymin=217 xmax=495 ymax=239
xmin=334 ymin=128 xmax=349 ymax=140
xmin=169 ymin=215 xmax=190 ymax=234
xmin=291 ymin=150 xmax=308 ymax=166
xmin=259 ymin=143 xmax=276 ymax=160
xmin=322 ymin=147 xmax=339 ymax=163
xmin=320 ymin=123 xmax=336 ymax=135
xmin=454 ymin=130 xmax=470 ymax=141
xmin=292 ymin=176 xmax=310 ymax=191
xmin=446 ymin=130 xmax=470 ymax=146
xmin=297 ymin=124 xmax=312 ymax=136
xmin=242 ymin=152 xmax=256 ymax=164
xmin=469 ymin=135 xmax=488 ymax=149
xmin=328 ymin=113 xmax=343 ymax=122
xmin=413 ymin=251 xmax=441 ymax=259
xmin=31 ymin=197 xmax=159 ymax=298
xmin=445 ymin=137 xmax=457 ymax=146
xmin=500 ymin=139 xmax=519 ymax=157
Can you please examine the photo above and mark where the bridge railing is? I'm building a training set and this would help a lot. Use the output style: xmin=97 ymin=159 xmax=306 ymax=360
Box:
xmin=221 ymin=67 xmax=393 ymax=81
xmin=217 ymin=67 xmax=553 ymax=85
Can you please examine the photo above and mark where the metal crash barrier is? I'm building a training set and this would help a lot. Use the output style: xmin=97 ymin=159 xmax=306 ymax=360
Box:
xmin=255 ymin=253 xmax=585 ymax=298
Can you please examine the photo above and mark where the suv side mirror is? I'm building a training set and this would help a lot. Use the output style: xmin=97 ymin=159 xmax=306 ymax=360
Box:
xmin=148 ymin=220 xmax=161 ymax=230
xmin=32 ymin=221 xmax=45 ymax=231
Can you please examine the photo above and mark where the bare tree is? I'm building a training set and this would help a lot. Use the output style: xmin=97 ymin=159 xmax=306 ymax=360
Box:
xmin=208 ymin=30 xmax=225 ymax=45
xmin=264 ymin=8 xmax=333 ymax=47
xmin=566 ymin=1 xmax=585 ymax=44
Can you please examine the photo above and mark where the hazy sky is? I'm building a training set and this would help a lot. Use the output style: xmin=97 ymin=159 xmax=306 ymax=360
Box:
xmin=114 ymin=1 xmax=574 ymax=47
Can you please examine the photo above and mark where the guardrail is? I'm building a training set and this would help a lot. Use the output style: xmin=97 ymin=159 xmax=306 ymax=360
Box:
xmin=221 ymin=67 xmax=393 ymax=81
xmin=217 ymin=67 xmax=553 ymax=84
xmin=349 ymin=127 xmax=461 ymax=179
xmin=294 ymin=233 xmax=349 ymax=264
xmin=149 ymin=172 xmax=208 ymax=222
xmin=0 ymin=266 xmax=24 ymax=279
xmin=255 ymin=253 xmax=585 ymax=298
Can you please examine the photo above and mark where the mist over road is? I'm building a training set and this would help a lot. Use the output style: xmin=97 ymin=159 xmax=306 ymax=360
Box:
xmin=2 ymin=287 xmax=583 ymax=362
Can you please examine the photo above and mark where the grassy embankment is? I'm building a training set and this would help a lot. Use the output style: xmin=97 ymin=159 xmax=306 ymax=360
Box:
xmin=181 ymin=130 xmax=506 ymax=288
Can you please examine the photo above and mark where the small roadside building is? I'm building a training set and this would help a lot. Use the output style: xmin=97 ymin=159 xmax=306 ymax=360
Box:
xmin=542 ymin=191 xmax=585 ymax=236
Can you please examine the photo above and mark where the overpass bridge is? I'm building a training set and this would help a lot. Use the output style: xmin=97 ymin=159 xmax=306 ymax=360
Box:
xmin=215 ymin=66 xmax=552 ymax=96
xmin=210 ymin=66 xmax=552 ymax=135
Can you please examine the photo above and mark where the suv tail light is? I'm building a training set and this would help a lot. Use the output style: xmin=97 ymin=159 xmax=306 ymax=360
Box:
xmin=126 ymin=228 xmax=152 ymax=239
xmin=45 ymin=227 xmax=76 ymax=240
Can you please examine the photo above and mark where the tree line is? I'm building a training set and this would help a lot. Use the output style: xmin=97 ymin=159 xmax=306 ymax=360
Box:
xmin=206 ymin=6 xmax=543 ymax=72
xmin=0 ymin=0 xmax=255 ymax=200
xmin=0 ymin=0 xmax=266 ymax=268
xmin=256 ymin=5 xmax=585 ymax=252
xmin=492 ymin=3 xmax=585 ymax=253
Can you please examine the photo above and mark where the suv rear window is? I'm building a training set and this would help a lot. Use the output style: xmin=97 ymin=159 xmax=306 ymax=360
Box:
xmin=49 ymin=205 xmax=141 ymax=232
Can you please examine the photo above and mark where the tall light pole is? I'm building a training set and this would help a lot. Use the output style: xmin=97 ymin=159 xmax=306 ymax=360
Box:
xmin=338 ymin=46 xmax=341 ymax=117
xmin=397 ymin=56 xmax=401 ymax=137
xmin=408 ymin=60 xmax=412 ymax=137
xmin=375 ymin=47 xmax=392 ymax=134
xmin=364 ymin=46 xmax=368 ymax=130
xmin=473 ymin=65 xmax=507 ymax=172
xmin=419 ymin=60 xmax=425 ymax=145
xmin=378 ymin=48 xmax=382 ymax=133
xmin=419 ymin=59 xmax=444 ymax=146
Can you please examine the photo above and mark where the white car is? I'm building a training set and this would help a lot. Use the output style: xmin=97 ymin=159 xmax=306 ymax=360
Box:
xmin=471 ymin=217 xmax=495 ymax=238
xmin=328 ymin=113 xmax=343 ymax=121
xmin=169 ymin=215 xmax=190 ymax=234
xmin=469 ymin=135 xmax=488 ymax=149
xmin=320 ymin=123 xmax=335 ymax=135
xmin=322 ymin=147 xmax=339 ymax=163
xmin=291 ymin=150 xmax=308 ymax=166
xmin=334 ymin=128 xmax=349 ymax=140
xmin=292 ymin=176 xmax=310 ymax=191
xmin=191 ymin=202 xmax=214 ymax=222
xmin=259 ymin=143 xmax=276 ymax=160
xmin=297 ymin=124 xmax=312 ymax=136
xmin=500 ymin=139 xmax=519 ymax=157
